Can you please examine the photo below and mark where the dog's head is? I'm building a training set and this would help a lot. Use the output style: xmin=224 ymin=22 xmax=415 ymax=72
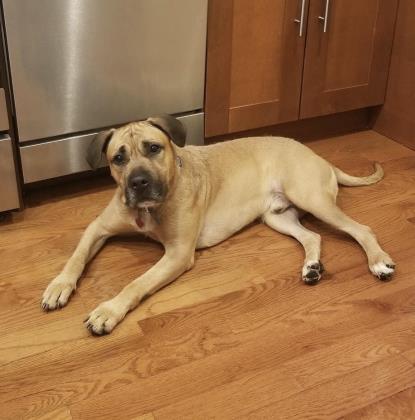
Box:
xmin=86 ymin=114 xmax=186 ymax=209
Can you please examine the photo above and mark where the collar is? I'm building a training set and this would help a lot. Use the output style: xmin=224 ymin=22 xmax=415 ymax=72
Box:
xmin=176 ymin=155 xmax=183 ymax=168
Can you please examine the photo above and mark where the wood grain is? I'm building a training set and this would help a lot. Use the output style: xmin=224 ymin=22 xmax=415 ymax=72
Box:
xmin=343 ymin=387 xmax=415 ymax=419
xmin=153 ymin=355 xmax=415 ymax=420
xmin=204 ymin=0 xmax=234 ymax=137
xmin=1 ymin=131 xmax=415 ymax=419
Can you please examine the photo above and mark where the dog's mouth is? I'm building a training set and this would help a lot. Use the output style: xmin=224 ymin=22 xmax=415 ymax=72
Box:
xmin=124 ymin=187 xmax=165 ymax=209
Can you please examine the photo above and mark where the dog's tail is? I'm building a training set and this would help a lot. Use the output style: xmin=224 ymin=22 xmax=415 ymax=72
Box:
xmin=333 ymin=162 xmax=384 ymax=187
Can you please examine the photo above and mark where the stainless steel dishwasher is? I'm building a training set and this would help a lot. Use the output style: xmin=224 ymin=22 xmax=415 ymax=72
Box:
xmin=2 ymin=0 xmax=208 ymax=183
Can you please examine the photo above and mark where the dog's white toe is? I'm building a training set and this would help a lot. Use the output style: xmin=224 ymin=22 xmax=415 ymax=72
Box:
xmin=41 ymin=277 xmax=75 ymax=311
xmin=370 ymin=260 xmax=395 ymax=281
xmin=85 ymin=300 xmax=125 ymax=335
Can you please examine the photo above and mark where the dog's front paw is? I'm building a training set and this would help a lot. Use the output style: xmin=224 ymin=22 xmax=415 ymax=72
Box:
xmin=85 ymin=300 xmax=126 ymax=335
xmin=41 ymin=276 xmax=76 ymax=311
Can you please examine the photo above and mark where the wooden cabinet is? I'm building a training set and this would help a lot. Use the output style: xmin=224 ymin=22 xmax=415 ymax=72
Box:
xmin=301 ymin=0 xmax=398 ymax=118
xmin=205 ymin=0 xmax=307 ymax=136
xmin=205 ymin=0 xmax=398 ymax=137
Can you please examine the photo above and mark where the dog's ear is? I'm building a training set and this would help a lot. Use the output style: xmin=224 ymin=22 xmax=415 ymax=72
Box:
xmin=147 ymin=114 xmax=186 ymax=147
xmin=86 ymin=129 xmax=115 ymax=170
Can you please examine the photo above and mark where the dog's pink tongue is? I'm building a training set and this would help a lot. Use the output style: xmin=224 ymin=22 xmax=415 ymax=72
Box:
xmin=136 ymin=216 xmax=144 ymax=228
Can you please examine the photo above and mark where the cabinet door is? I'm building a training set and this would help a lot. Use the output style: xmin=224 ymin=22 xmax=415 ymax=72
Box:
xmin=300 ymin=0 xmax=398 ymax=119
xmin=205 ymin=0 xmax=308 ymax=137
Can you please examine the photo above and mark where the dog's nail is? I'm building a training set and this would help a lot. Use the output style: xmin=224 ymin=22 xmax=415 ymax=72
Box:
xmin=303 ymin=268 xmax=321 ymax=285
xmin=90 ymin=328 xmax=103 ymax=336
xmin=378 ymin=272 xmax=393 ymax=281
xmin=386 ymin=264 xmax=395 ymax=269
xmin=303 ymin=277 xmax=320 ymax=286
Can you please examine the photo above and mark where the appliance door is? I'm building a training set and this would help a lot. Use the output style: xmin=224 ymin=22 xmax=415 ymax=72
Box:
xmin=0 ymin=135 xmax=20 ymax=212
xmin=3 ymin=0 xmax=207 ymax=142
xmin=19 ymin=112 xmax=203 ymax=183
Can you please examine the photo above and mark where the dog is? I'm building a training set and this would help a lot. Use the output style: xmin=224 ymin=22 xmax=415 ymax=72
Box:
xmin=41 ymin=115 xmax=395 ymax=335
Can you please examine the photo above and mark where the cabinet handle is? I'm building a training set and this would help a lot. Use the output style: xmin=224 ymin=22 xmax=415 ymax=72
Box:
xmin=294 ymin=0 xmax=306 ymax=37
xmin=318 ymin=0 xmax=330 ymax=33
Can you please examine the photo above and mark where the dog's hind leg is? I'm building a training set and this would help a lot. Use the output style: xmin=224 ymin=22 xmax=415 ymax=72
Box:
xmin=263 ymin=207 xmax=323 ymax=285
xmin=288 ymin=192 xmax=395 ymax=281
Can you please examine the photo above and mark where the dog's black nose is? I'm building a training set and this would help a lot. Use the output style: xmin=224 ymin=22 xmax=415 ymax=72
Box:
xmin=129 ymin=174 xmax=150 ymax=191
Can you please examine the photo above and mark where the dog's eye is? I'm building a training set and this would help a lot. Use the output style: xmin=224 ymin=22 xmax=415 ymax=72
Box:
xmin=112 ymin=154 xmax=124 ymax=165
xmin=150 ymin=144 xmax=161 ymax=154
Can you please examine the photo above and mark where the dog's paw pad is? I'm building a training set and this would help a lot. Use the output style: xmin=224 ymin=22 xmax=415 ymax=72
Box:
xmin=370 ymin=260 xmax=396 ymax=282
xmin=308 ymin=261 xmax=324 ymax=273
xmin=302 ymin=261 xmax=323 ymax=285
xmin=303 ymin=270 xmax=321 ymax=285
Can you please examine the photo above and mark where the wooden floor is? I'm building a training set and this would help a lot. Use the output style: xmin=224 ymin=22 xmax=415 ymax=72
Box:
xmin=1 ymin=130 xmax=415 ymax=419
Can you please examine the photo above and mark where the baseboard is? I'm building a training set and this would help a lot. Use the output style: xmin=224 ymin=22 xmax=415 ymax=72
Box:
xmin=205 ymin=108 xmax=373 ymax=144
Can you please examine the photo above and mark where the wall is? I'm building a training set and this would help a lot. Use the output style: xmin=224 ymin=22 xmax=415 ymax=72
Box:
xmin=374 ymin=0 xmax=415 ymax=150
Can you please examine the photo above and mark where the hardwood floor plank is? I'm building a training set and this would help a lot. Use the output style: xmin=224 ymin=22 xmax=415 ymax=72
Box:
xmin=281 ymin=315 xmax=415 ymax=386
xmin=308 ymin=130 xmax=415 ymax=164
xmin=402 ymin=348 xmax=415 ymax=365
xmin=30 ymin=406 xmax=73 ymax=420
xmin=152 ymin=356 xmax=415 ymax=420
xmin=343 ymin=386 xmax=415 ymax=419
xmin=252 ymin=356 xmax=415 ymax=419
xmin=131 ymin=414 xmax=155 ymax=420
xmin=69 ymin=358 xmax=303 ymax=420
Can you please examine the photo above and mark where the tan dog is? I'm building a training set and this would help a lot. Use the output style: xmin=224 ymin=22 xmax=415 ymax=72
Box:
xmin=41 ymin=115 xmax=395 ymax=335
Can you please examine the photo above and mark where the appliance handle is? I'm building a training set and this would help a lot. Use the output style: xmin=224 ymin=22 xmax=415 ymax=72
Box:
xmin=318 ymin=0 xmax=330 ymax=33
xmin=294 ymin=0 xmax=307 ymax=37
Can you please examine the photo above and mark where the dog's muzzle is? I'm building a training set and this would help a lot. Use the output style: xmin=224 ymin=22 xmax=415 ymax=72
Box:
xmin=125 ymin=169 xmax=165 ymax=208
